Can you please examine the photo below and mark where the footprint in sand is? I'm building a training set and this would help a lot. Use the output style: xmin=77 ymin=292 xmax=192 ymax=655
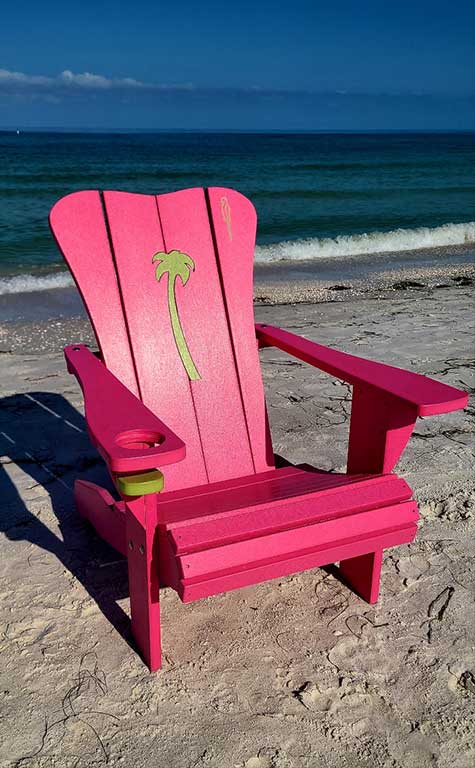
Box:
xmin=244 ymin=757 xmax=272 ymax=768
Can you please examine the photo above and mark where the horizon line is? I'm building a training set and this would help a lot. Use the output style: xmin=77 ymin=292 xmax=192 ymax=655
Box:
xmin=2 ymin=127 xmax=475 ymax=135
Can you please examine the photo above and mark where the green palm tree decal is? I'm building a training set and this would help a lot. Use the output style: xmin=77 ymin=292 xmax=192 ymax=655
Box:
xmin=152 ymin=249 xmax=201 ymax=381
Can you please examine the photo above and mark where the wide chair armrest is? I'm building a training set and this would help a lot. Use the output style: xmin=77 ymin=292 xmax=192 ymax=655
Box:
xmin=256 ymin=323 xmax=468 ymax=475
xmin=65 ymin=345 xmax=186 ymax=474
xmin=255 ymin=323 xmax=467 ymax=416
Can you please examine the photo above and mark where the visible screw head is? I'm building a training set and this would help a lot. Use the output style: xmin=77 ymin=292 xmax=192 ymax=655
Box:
xmin=128 ymin=540 xmax=134 ymax=550
xmin=139 ymin=544 xmax=145 ymax=555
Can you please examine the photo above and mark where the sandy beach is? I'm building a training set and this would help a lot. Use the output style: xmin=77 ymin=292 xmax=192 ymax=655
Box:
xmin=0 ymin=271 xmax=474 ymax=767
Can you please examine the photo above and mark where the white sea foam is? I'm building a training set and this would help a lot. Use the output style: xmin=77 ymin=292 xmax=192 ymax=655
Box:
xmin=254 ymin=221 xmax=475 ymax=263
xmin=1 ymin=221 xmax=474 ymax=295
xmin=0 ymin=272 xmax=74 ymax=296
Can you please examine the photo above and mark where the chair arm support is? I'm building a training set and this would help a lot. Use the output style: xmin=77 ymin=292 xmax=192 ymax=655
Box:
xmin=256 ymin=323 xmax=468 ymax=474
xmin=255 ymin=323 xmax=468 ymax=416
xmin=65 ymin=344 xmax=186 ymax=474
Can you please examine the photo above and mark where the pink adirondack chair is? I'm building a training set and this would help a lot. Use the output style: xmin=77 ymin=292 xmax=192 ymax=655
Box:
xmin=49 ymin=187 xmax=468 ymax=671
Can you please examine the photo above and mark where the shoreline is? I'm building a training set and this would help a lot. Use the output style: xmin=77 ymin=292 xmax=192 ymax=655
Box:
xmin=0 ymin=242 xmax=474 ymax=327
xmin=1 ymin=276 xmax=474 ymax=356
xmin=254 ymin=259 xmax=474 ymax=305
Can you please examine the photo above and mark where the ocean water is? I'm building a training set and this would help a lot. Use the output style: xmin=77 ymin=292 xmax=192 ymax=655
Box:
xmin=0 ymin=130 xmax=474 ymax=295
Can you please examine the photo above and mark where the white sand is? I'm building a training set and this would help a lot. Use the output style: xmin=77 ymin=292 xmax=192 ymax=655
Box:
xmin=0 ymin=285 xmax=474 ymax=767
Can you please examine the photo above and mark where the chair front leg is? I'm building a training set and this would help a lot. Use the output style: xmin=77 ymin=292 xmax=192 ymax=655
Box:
xmin=125 ymin=494 xmax=162 ymax=671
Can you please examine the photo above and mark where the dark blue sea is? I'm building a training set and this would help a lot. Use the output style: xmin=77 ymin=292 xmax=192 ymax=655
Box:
xmin=1 ymin=130 xmax=474 ymax=294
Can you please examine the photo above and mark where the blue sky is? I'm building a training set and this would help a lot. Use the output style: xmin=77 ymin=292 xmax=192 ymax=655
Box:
xmin=1 ymin=0 xmax=474 ymax=130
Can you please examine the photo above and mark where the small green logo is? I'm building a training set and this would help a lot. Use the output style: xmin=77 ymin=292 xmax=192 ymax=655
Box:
xmin=152 ymin=249 xmax=201 ymax=381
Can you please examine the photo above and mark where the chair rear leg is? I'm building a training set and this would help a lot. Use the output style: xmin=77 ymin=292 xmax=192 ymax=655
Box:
xmin=339 ymin=550 xmax=383 ymax=604
xmin=125 ymin=497 xmax=162 ymax=672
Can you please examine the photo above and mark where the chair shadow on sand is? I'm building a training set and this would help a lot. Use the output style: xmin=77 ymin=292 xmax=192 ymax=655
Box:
xmin=1 ymin=390 xmax=359 ymax=664
xmin=0 ymin=391 xmax=137 ymax=652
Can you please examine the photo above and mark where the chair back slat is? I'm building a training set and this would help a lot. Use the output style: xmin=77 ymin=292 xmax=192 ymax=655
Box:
xmin=50 ymin=187 xmax=274 ymax=491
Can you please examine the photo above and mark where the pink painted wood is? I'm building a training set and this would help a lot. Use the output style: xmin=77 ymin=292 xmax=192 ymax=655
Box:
xmin=102 ymin=190 xmax=208 ymax=490
xmin=171 ymin=501 xmax=418 ymax=581
xmin=101 ymin=188 xmax=255 ymax=489
xmin=347 ymin=385 xmax=419 ymax=474
xmin=154 ymin=468 xmax=418 ymax=604
xmin=174 ymin=529 xmax=417 ymax=603
xmin=75 ymin=479 xmax=127 ymax=556
xmin=255 ymin=321 xmax=468 ymax=474
xmin=207 ymin=188 xmax=274 ymax=473
xmin=255 ymin=323 xmax=468 ymax=416
xmin=126 ymin=494 xmax=161 ymax=671
xmin=48 ymin=186 xmax=469 ymax=672
xmin=339 ymin=550 xmax=383 ymax=604
xmin=165 ymin=476 xmax=412 ymax=553
xmin=155 ymin=188 xmax=255 ymax=483
xmin=65 ymin=344 xmax=186 ymax=473
xmin=49 ymin=191 xmax=139 ymax=396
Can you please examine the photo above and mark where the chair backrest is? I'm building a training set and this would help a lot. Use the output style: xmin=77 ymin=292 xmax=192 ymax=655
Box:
xmin=50 ymin=187 xmax=273 ymax=491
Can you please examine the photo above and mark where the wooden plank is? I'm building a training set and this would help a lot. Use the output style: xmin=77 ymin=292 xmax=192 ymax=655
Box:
xmin=207 ymin=187 xmax=273 ymax=472
xmin=49 ymin=191 xmax=138 ymax=395
xmin=178 ymin=526 xmax=418 ymax=602
xmin=255 ymin=323 xmax=469 ymax=416
xmin=161 ymin=467 xmax=355 ymax=524
xmin=162 ymin=473 xmax=412 ymax=530
xmin=339 ymin=550 xmax=383 ymax=603
xmin=126 ymin=495 xmax=162 ymax=671
xmin=169 ymin=477 xmax=413 ymax=554
xmin=75 ymin=479 xmax=127 ymax=556
xmin=174 ymin=501 xmax=418 ymax=581
xmin=65 ymin=344 xmax=185 ymax=473
xmin=102 ymin=190 xmax=208 ymax=491
xmin=347 ymin=385 xmax=417 ymax=474
xmin=156 ymin=464 xmax=304 ymax=520
xmin=156 ymin=188 xmax=255 ymax=482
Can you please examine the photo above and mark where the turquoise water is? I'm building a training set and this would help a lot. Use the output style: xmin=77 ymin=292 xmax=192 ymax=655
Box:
xmin=1 ymin=130 xmax=474 ymax=292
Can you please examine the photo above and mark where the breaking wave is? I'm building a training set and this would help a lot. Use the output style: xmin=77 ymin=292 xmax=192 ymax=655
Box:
xmin=0 ymin=221 xmax=473 ymax=294
xmin=254 ymin=221 xmax=475 ymax=263
xmin=0 ymin=271 xmax=74 ymax=296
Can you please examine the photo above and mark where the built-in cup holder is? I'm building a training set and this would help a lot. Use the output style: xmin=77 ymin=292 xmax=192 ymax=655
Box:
xmin=115 ymin=429 xmax=164 ymax=451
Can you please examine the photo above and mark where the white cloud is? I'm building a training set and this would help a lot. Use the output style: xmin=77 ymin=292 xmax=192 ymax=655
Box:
xmin=1 ymin=68 xmax=461 ymax=102
xmin=0 ymin=69 xmax=53 ymax=86
xmin=0 ymin=68 xmax=190 ymax=93
xmin=58 ymin=70 xmax=147 ymax=89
